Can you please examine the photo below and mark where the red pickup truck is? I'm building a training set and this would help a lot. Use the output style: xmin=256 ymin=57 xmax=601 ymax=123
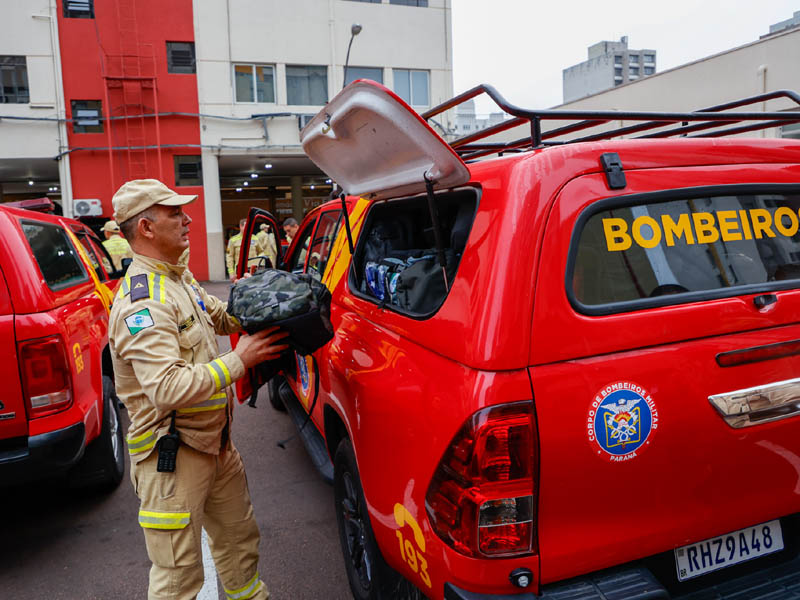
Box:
xmin=0 ymin=204 xmax=124 ymax=489
xmin=242 ymin=81 xmax=800 ymax=599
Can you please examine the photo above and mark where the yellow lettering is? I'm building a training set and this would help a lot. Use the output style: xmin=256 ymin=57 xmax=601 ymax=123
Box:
xmin=602 ymin=218 xmax=632 ymax=251
xmin=717 ymin=211 xmax=742 ymax=242
xmin=774 ymin=207 xmax=798 ymax=237
xmin=632 ymin=216 xmax=662 ymax=248
xmin=739 ymin=209 xmax=753 ymax=240
xmin=750 ymin=209 xmax=776 ymax=239
xmin=661 ymin=213 xmax=695 ymax=246
xmin=692 ymin=212 xmax=720 ymax=244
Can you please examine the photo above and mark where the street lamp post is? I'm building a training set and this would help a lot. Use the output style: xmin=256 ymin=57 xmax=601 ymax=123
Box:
xmin=343 ymin=23 xmax=362 ymax=90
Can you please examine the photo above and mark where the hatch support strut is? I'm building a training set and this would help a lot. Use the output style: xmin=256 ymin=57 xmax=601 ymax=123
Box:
xmin=423 ymin=172 xmax=449 ymax=292
xmin=339 ymin=192 xmax=355 ymax=255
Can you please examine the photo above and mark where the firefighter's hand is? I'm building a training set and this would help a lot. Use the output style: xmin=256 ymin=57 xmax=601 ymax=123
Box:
xmin=234 ymin=327 xmax=289 ymax=368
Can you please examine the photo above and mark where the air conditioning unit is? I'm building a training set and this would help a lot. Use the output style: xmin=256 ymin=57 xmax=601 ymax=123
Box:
xmin=74 ymin=198 xmax=102 ymax=217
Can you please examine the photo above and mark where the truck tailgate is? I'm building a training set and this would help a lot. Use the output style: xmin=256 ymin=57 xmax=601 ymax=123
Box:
xmin=531 ymin=323 xmax=800 ymax=584
xmin=0 ymin=267 xmax=26 ymax=443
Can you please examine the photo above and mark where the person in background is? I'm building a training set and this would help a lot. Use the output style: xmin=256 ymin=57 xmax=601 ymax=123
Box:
xmin=102 ymin=219 xmax=134 ymax=271
xmin=109 ymin=179 xmax=287 ymax=600
xmin=282 ymin=217 xmax=299 ymax=245
xmin=226 ymin=218 xmax=258 ymax=281
xmin=255 ymin=223 xmax=278 ymax=269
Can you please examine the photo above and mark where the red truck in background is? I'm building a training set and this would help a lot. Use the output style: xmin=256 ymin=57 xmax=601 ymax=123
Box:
xmin=239 ymin=81 xmax=800 ymax=600
xmin=0 ymin=203 xmax=124 ymax=489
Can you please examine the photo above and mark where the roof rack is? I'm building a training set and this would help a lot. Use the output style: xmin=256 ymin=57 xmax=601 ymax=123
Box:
xmin=422 ymin=86 xmax=800 ymax=161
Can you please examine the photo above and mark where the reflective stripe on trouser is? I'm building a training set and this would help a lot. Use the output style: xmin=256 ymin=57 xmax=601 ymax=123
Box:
xmin=132 ymin=442 xmax=268 ymax=600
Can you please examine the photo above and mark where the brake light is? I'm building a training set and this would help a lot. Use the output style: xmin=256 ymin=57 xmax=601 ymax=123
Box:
xmin=425 ymin=401 xmax=537 ymax=558
xmin=18 ymin=336 xmax=73 ymax=418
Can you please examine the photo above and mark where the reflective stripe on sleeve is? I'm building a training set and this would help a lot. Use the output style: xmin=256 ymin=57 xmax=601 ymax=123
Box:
xmin=206 ymin=359 xmax=231 ymax=391
xmin=177 ymin=392 xmax=228 ymax=414
xmin=127 ymin=430 xmax=156 ymax=454
xmin=225 ymin=573 xmax=261 ymax=600
xmin=138 ymin=510 xmax=191 ymax=530
xmin=149 ymin=273 xmax=166 ymax=304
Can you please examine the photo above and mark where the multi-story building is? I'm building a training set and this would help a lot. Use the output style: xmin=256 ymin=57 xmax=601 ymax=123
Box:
xmin=454 ymin=99 xmax=506 ymax=136
xmin=562 ymin=36 xmax=657 ymax=103
xmin=1 ymin=0 xmax=454 ymax=280
xmin=483 ymin=15 xmax=800 ymax=152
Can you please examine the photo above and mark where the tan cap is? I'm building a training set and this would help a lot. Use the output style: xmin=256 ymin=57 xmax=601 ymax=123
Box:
xmin=101 ymin=220 xmax=120 ymax=233
xmin=112 ymin=179 xmax=196 ymax=225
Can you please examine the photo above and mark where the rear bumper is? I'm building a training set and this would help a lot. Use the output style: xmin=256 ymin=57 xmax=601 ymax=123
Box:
xmin=445 ymin=530 xmax=800 ymax=599
xmin=0 ymin=422 xmax=86 ymax=485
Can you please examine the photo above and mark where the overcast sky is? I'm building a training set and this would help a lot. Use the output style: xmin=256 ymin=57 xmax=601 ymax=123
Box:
xmin=452 ymin=0 xmax=799 ymax=114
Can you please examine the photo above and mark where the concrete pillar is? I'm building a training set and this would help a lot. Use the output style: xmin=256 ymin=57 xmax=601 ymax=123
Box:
xmin=291 ymin=175 xmax=304 ymax=222
xmin=202 ymin=151 xmax=226 ymax=281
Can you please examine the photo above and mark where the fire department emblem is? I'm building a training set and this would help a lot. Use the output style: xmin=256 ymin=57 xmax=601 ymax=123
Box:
xmin=296 ymin=352 xmax=310 ymax=397
xmin=587 ymin=381 xmax=658 ymax=463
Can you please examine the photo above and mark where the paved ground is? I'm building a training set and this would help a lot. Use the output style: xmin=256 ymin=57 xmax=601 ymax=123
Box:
xmin=0 ymin=281 xmax=350 ymax=600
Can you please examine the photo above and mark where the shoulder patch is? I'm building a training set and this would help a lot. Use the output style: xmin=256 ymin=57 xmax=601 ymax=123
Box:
xmin=129 ymin=273 xmax=150 ymax=302
xmin=125 ymin=308 xmax=155 ymax=335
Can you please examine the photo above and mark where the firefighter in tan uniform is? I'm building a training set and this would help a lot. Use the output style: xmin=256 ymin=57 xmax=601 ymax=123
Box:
xmin=226 ymin=218 xmax=258 ymax=281
xmin=108 ymin=179 xmax=287 ymax=600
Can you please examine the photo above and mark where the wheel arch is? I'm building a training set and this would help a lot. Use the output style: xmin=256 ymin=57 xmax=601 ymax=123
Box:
xmin=324 ymin=403 xmax=350 ymax=462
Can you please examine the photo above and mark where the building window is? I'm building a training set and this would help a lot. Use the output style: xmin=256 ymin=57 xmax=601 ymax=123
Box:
xmin=1 ymin=56 xmax=29 ymax=104
xmin=629 ymin=67 xmax=639 ymax=76
xmin=644 ymin=54 xmax=655 ymax=63
xmin=614 ymin=80 xmax=622 ymax=87
xmin=390 ymin=0 xmax=429 ymax=5
xmin=629 ymin=54 xmax=639 ymax=64
xmin=614 ymin=67 xmax=622 ymax=77
xmin=614 ymin=54 xmax=622 ymax=66
xmin=286 ymin=65 xmax=328 ymax=105
xmin=167 ymin=42 xmax=196 ymax=74
xmin=644 ymin=66 xmax=655 ymax=75
xmin=174 ymin=156 xmax=203 ymax=186
xmin=71 ymin=100 xmax=103 ymax=133
xmin=347 ymin=0 xmax=382 ymax=2
xmin=234 ymin=64 xmax=275 ymax=103
xmin=782 ymin=123 xmax=800 ymax=139
xmin=394 ymin=69 xmax=429 ymax=107
xmin=63 ymin=0 xmax=94 ymax=18
xmin=344 ymin=66 xmax=383 ymax=87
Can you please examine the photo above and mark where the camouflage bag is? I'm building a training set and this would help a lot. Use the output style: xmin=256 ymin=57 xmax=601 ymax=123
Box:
xmin=227 ymin=269 xmax=334 ymax=356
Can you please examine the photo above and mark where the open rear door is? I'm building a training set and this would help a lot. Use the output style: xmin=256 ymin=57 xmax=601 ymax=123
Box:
xmin=231 ymin=207 xmax=282 ymax=404
xmin=300 ymin=79 xmax=470 ymax=200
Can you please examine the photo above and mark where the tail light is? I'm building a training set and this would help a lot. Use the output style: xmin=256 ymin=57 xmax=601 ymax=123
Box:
xmin=18 ymin=335 xmax=73 ymax=418
xmin=425 ymin=401 xmax=537 ymax=558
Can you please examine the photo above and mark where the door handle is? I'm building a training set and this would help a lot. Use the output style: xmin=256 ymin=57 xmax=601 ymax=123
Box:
xmin=709 ymin=377 xmax=800 ymax=428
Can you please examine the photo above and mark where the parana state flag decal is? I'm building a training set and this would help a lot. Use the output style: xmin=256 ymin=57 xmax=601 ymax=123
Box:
xmin=125 ymin=308 xmax=155 ymax=336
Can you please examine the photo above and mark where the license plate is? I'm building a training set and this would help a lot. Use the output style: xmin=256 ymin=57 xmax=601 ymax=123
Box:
xmin=674 ymin=520 xmax=784 ymax=581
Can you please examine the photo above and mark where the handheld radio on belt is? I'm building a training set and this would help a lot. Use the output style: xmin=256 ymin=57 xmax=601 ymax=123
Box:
xmin=156 ymin=411 xmax=180 ymax=473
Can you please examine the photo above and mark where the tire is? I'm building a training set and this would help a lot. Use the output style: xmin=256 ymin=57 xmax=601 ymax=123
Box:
xmin=334 ymin=439 xmax=425 ymax=600
xmin=268 ymin=377 xmax=287 ymax=412
xmin=70 ymin=375 xmax=125 ymax=490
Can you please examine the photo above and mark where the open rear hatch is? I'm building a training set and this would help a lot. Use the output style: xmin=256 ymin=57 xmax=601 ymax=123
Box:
xmin=300 ymin=79 xmax=470 ymax=200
